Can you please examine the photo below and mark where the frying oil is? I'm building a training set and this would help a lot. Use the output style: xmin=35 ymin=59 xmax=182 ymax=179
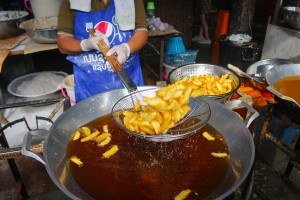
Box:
xmin=66 ymin=114 xmax=230 ymax=200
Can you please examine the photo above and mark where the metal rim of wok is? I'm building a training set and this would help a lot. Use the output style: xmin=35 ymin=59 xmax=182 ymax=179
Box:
xmin=35 ymin=86 xmax=255 ymax=200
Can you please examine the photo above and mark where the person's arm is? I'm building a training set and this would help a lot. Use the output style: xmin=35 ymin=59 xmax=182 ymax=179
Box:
xmin=58 ymin=30 xmax=109 ymax=55
xmin=57 ymin=34 xmax=82 ymax=55
xmin=106 ymin=30 xmax=148 ymax=64
xmin=127 ymin=29 xmax=148 ymax=54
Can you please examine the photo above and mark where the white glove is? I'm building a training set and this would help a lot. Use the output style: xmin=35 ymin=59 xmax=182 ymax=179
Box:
xmin=80 ymin=30 xmax=110 ymax=52
xmin=106 ymin=43 xmax=130 ymax=64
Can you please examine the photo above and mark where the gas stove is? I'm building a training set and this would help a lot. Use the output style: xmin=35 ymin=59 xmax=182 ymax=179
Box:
xmin=0 ymin=96 xmax=70 ymax=199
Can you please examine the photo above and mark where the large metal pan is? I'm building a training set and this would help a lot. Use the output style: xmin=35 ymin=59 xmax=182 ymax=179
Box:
xmin=22 ymin=86 xmax=257 ymax=200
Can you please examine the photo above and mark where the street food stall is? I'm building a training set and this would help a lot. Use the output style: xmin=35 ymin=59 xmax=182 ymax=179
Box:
xmin=0 ymin=0 xmax=300 ymax=200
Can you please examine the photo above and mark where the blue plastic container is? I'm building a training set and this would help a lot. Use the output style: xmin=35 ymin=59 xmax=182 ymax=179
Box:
xmin=164 ymin=49 xmax=199 ymax=67
xmin=166 ymin=37 xmax=187 ymax=53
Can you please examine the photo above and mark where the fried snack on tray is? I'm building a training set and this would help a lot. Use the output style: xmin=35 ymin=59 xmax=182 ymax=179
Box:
xmin=121 ymin=84 xmax=192 ymax=135
xmin=174 ymin=189 xmax=192 ymax=200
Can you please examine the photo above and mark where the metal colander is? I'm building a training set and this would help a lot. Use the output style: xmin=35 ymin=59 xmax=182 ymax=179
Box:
xmin=168 ymin=64 xmax=242 ymax=103
xmin=112 ymin=88 xmax=211 ymax=142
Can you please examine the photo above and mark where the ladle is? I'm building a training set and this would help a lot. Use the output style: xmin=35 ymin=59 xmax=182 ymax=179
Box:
xmin=228 ymin=64 xmax=264 ymax=84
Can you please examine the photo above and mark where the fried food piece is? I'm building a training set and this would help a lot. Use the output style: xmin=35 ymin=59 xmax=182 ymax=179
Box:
xmin=143 ymin=96 xmax=168 ymax=108
xmin=73 ymin=130 xmax=81 ymax=140
xmin=134 ymin=100 xmax=140 ymax=111
xmin=81 ymin=131 xmax=100 ymax=142
xmin=95 ymin=133 xmax=112 ymax=143
xmin=202 ymin=131 xmax=215 ymax=141
xmin=98 ymin=136 xmax=111 ymax=147
xmin=81 ymin=127 xmax=91 ymax=136
xmin=102 ymin=145 xmax=119 ymax=158
xmin=211 ymin=152 xmax=228 ymax=158
xmin=103 ymin=125 xmax=109 ymax=133
xmin=70 ymin=156 xmax=83 ymax=166
xmin=174 ymin=189 xmax=192 ymax=200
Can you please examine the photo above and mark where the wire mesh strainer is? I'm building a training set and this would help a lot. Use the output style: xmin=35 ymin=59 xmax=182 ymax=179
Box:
xmin=112 ymin=88 xmax=211 ymax=142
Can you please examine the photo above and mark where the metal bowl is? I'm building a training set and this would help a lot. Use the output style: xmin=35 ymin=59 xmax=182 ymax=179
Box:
xmin=7 ymin=71 xmax=68 ymax=101
xmin=266 ymin=64 xmax=300 ymax=107
xmin=19 ymin=16 xmax=57 ymax=44
xmin=246 ymin=58 xmax=293 ymax=91
xmin=0 ymin=11 xmax=29 ymax=39
xmin=168 ymin=64 xmax=242 ymax=103
xmin=282 ymin=6 xmax=300 ymax=30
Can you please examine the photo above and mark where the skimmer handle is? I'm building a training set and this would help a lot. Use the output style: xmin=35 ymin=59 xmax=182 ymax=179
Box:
xmin=89 ymin=28 xmax=137 ymax=93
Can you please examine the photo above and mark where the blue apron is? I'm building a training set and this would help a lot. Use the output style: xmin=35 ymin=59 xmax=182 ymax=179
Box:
xmin=67 ymin=0 xmax=144 ymax=102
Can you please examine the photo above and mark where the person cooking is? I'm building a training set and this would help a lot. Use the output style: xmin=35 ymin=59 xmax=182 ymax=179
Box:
xmin=57 ymin=0 xmax=148 ymax=102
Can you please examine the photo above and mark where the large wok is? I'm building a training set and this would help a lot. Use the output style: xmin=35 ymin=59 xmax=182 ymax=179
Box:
xmin=22 ymin=86 xmax=257 ymax=200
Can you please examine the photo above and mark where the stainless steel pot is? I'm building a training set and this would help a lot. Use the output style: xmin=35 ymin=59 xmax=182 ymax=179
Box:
xmin=22 ymin=86 xmax=257 ymax=200
xmin=282 ymin=6 xmax=300 ymax=30
xmin=0 ymin=11 xmax=29 ymax=39
xmin=19 ymin=16 xmax=57 ymax=44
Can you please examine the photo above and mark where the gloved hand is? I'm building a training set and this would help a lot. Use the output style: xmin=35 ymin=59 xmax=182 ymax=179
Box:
xmin=80 ymin=30 xmax=110 ymax=52
xmin=106 ymin=43 xmax=130 ymax=64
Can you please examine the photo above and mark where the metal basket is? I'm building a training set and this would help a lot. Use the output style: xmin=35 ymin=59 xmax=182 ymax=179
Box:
xmin=168 ymin=64 xmax=242 ymax=103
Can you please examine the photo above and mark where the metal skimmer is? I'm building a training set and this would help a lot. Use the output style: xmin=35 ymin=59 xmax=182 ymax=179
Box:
xmin=112 ymin=88 xmax=211 ymax=142
xmin=90 ymin=29 xmax=211 ymax=142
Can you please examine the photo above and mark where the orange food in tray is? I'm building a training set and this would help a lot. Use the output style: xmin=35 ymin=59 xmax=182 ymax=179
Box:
xmin=236 ymin=79 xmax=276 ymax=111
